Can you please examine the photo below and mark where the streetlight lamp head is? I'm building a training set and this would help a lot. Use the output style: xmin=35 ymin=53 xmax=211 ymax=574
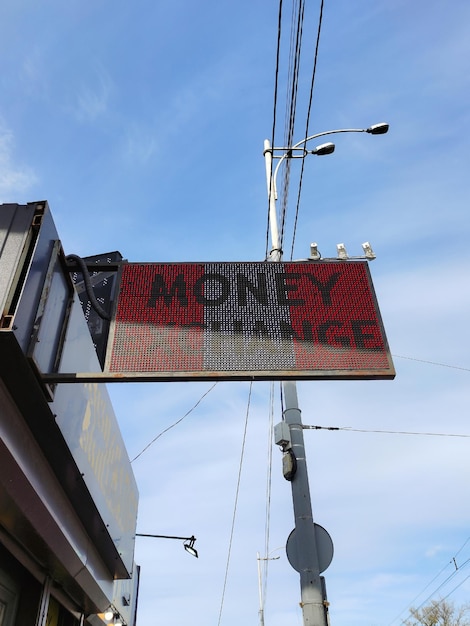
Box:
xmin=310 ymin=141 xmax=335 ymax=156
xmin=366 ymin=122 xmax=389 ymax=135
xmin=183 ymin=536 xmax=199 ymax=558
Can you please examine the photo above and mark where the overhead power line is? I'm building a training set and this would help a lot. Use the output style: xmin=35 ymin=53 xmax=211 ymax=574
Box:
xmin=279 ymin=0 xmax=306 ymax=249
xmin=392 ymin=354 xmax=470 ymax=372
xmin=303 ymin=425 xmax=470 ymax=438
xmin=130 ymin=351 xmax=468 ymax=464
xmin=389 ymin=537 xmax=470 ymax=626
xmin=130 ymin=382 xmax=218 ymax=462
xmin=266 ymin=0 xmax=284 ymax=260
xmin=261 ymin=383 xmax=276 ymax=609
xmin=290 ymin=0 xmax=325 ymax=260
xmin=404 ymin=555 xmax=470 ymax=621
xmin=217 ymin=382 xmax=253 ymax=626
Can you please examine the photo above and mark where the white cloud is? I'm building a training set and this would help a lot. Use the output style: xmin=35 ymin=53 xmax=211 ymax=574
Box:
xmin=425 ymin=545 xmax=445 ymax=558
xmin=123 ymin=123 xmax=158 ymax=165
xmin=74 ymin=64 xmax=113 ymax=122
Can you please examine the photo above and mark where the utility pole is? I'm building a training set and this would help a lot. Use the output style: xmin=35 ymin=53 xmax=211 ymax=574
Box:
xmin=283 ymin=381 xmax=328 ymax=626
xmin=263 ymin=122 xmax=388 ymax=626
xmin=257 ymin=551 xmax=281 ymax=626
xmin=257 ymin=552 xmax=266 ymax=626
xmin=264 ymin=138 xmax=328 ymax=626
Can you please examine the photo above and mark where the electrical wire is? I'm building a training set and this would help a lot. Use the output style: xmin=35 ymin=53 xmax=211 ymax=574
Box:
xmin=389 ymin=538 xmax=470 ymax=625
xmin=389 ymin=562 xmax=455 ymax=626
xmin=130 ymin=383 xmax=218 ymax=462
xmin=303 ymin=425 xmax=470 ymax=438
xmin=279 ymin=0 xmax=305 ymax=250
xmin=393 ymin=354 xmax=470 ymax=373
xmin=266 ymin=0 xmax=284 ymax=261
xmin=217 ymin=382 xmax=253 ymax=626
xmin=129 ymin=352 xmax=466 ymax=464
xmin=441 ymin=569 xmax=470 ymax=602
xmin=289 ymin=0 xmax=325 ymax=260
xmin=266 ymin=0 xmax=326 ymax=260
xmin=260 ymin=382 xmax=276 ymax=611
xmin=454 ymin=537 xmax=470 ymax=560
xmin=401 ymin=555 xmax=470 ymax=622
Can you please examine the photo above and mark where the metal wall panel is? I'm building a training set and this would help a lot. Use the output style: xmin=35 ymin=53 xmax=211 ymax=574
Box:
xmin=0 ymin=379 xmax=114 ymax=613
xmin=8 ymin=202 xmax=59 ymax=354
xmin=0 ymin=203 xmax=36 ymax=320
xmin=51 ymin=292 xmax=138 ymax=577
xmin=28 ymin=241 xmax=73 ymax=378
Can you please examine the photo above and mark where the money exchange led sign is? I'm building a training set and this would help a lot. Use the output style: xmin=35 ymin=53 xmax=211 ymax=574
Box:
xmin=106 ymin=261 xmax=395 ymax=380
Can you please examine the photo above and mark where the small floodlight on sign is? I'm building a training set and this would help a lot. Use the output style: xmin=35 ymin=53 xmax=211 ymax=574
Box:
xmin=362 ymin=242 xmax=376 ymax=260
xmin=336 ymin=243 xmax=348 ymax=260
xmin=309 ymin=243 xmax=321 ymax=261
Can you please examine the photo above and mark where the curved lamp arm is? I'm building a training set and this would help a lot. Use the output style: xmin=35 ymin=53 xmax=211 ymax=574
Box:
xmin=263 ymin=122 xmax=389 ymax=259
xmin=269 ymin=123 xmax=389 ymax=198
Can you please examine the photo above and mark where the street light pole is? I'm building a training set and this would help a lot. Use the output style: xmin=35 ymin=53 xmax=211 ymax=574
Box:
xmin=257 ymin=549 xmax=281 ymax=626
xmin=264 ymin=125 xmax=388 ymax=258
xmin=263 ymin=123 xmax=388 ymax=626
xmin=257 ymin=551 xmax=266 ymax=626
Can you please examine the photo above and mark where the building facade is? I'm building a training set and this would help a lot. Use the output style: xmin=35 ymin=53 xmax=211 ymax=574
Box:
xmin=0 ymin=202 xmax=138 ymax=626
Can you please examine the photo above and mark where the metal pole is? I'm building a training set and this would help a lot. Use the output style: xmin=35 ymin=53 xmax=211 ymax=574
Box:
xmin=283 ymin=381 xmax=326 ymax=626
xmin=257 ymin=552 xmax=265 ymax=626
xmin=263 ymin=140 xmax=327 ymax=626
xmin=263 ymin=139 xmax=281 ymax=262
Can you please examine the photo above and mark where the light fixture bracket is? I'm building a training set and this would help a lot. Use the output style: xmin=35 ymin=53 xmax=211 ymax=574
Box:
xmin=184 ymin=536 xmax=199 ymax=558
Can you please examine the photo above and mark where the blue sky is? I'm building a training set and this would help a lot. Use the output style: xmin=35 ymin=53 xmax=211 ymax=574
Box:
xmin=1 ymin=1 xmax=470 ymax=625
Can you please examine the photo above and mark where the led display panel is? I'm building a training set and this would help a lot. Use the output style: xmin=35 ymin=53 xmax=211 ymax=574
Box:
xmin=105 ymin=261 xmax=395 ymax=380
